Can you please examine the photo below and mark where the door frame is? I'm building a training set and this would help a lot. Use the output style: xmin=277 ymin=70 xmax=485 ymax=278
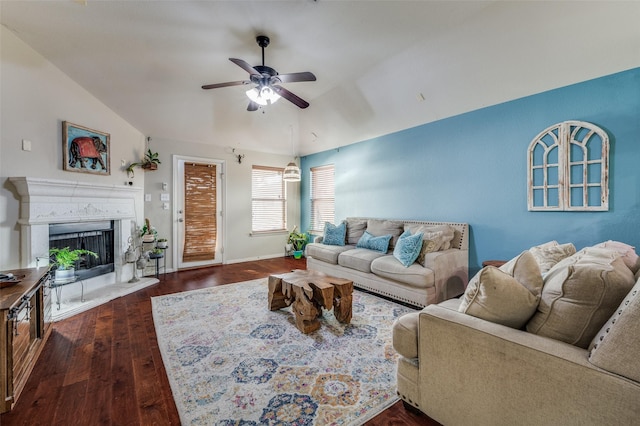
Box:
xmin=172 ymin=154 xmax=226 ymax=269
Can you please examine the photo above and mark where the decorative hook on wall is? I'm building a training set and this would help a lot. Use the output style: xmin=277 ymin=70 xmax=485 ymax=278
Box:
xmin=232 ymin=148 xmax=245 ymax=164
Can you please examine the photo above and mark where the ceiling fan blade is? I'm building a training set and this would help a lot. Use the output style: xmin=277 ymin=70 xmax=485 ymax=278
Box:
xmin=247 ymin=101 xmax=259 ymax=112
xmin=272 ymin=85 xmax=310 ymax=109
xmin=274 ymin=72 xmax=317 ymax=84
xmin=201 ymin=80 xmax=250 ymax=90
xmin=229 ymin=58 xmax=261 ymax=75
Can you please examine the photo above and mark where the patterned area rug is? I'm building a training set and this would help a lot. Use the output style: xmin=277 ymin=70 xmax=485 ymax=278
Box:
xmin=151 ymin=278 xmax=414 ymax=425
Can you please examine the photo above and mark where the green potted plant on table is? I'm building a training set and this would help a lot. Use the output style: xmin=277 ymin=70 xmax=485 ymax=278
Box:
xmin=49 ymin=247 xmax=98 ymax=282
xmin=287 ymin=226 xmax=308 ymax=259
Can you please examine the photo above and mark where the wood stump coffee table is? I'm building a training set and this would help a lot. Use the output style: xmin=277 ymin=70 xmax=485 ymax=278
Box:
xmin=268 ymin=269 xmax=353 ymax=334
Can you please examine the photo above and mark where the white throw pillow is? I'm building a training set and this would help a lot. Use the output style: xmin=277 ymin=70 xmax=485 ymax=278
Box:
xmin=405 ymin=224 xmax=455 ymax=252
xmin=459 ymin=251 xmax=542 ymax=329
xmin=593 ymin=240 xmax=640 ymax=273
xmin=529 ymin=241 xmax=576 ymax=275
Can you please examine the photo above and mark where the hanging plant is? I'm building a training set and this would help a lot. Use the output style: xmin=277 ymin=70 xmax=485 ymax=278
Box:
xmin=141 ymin=149 xmax=161 ymax=170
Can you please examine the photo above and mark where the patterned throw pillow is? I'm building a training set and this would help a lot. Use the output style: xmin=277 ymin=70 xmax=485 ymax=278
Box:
xmin=416 ymin=239 xmax=439 ymax=266
xmin=356 ymin=231 xmax=392 ymax=253
xmin=323 ymin=221 xmax=346 ymax=246
xmin=393 ymin=230 xmax=424 ymax=267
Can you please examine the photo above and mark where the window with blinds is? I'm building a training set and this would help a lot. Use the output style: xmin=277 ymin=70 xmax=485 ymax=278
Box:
xmin=183 ymin=162 xmax=217 ymax=262
xmin=310 ymin=164 xmax=335 ymax=233
xmin=252 ymin=166 xmax=287 ymax=233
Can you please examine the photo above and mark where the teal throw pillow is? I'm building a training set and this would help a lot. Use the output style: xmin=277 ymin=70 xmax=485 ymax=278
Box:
xmin=323 ymin=221 xmax=346 ymax=246
xmin=356 ymin=231 xmax=392 ymax=253
xmin=393 ymin=230 xmax=424 ymax=267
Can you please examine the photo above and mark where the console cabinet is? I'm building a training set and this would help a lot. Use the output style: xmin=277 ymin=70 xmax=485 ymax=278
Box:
xmin=0 ymin=267 xmax=51 ymax=413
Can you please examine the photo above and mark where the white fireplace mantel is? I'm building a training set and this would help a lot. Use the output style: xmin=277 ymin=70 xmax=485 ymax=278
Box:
xmin=9 ymin=177 xmax=142 ymax=274
xmin=10 ymin=176 xmax=141 ymax=225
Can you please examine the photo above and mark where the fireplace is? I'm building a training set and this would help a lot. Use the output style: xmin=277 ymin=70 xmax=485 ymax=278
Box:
xmin=49 ymin=220 xmax=115 ymax=281
xmin=9 ymin=177 xmax=142 ymax=283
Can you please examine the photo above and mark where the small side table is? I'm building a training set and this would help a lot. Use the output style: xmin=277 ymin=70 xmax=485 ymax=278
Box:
xmin=482 ymin=260 xmax=507 ymax=268
xmin=149 ymin=249 xmax=167 ymax=278
xmin=49 ymin=275 xmax=84 ymax=310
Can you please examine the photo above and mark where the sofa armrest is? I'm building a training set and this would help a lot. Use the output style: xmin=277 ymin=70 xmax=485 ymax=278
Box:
xmin=421 ymin=249 xmax=468 ymax=300
xmin=417 ymin=305 xmax=640 ymax=426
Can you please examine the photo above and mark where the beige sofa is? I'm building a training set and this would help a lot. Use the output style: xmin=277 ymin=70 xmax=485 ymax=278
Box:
xmin=306 ymin=218 xmax=469 ymax=307
xmin=393 ymin=242 xmax=640 ymax=425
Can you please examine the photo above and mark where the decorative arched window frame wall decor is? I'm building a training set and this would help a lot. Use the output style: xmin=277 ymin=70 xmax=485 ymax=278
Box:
xmin=527 ymin=120 xmax=609 ymax=211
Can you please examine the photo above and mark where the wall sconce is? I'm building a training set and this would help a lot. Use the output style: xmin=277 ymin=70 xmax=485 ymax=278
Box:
xmin=232 ymin=148 xmax=245 ymax=164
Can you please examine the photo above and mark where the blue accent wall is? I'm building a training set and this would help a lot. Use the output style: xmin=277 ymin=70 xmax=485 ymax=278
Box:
xmin=301 ymin=68 xmax=640 ymax=275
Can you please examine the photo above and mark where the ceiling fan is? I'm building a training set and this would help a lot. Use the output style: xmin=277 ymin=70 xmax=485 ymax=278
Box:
xmin=202 ymin=35 xmax=316 ymax=111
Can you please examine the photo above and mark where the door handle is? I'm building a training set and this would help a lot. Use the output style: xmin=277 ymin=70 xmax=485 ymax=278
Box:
xmin=178 ymin=218 xmax=184 ymax=222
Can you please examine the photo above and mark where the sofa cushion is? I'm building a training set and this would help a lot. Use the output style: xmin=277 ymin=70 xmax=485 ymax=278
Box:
xmin=305 ymin=242 xmax=354 ymax=265
xmin=405 ymin=224 xmax=455 ymax=251
xmin=526 ymin=247 xmax=636 ymax=348
xmin=458 ymin=251 xmax=542 ymax=329
xmin=594 ymin=240 xmax=640 ymax=273
xmin=371 ymin=256 xmax=434 ymax=288
xmin=366 ymin=219 xmax=403 ymax=249
xmin=323 ymin=221 xmax=346 ymax=246
xmin=529 ymin=241 xmax=576 ymax=275
xmin=392 ymin=312 xmax=420 ymax=359
xmin=345 ymin=218 xmax=367 ymax=245
xmin=338 ymin=248 xmax=386 ymax=273
xmin=588 ymin=278 xmax=640 ymax=382
xmin=438 ymin=297 xmax=462 ymax=311
xmin=393 ymin=230 xmax=424 ymax=267
xmin=356 ymin=231 xmax=392 ymax=253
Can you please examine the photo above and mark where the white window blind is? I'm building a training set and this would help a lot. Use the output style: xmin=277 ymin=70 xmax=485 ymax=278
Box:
xmin=252 ymin=165 xmax=287 ymax=233
xmin=310 ymin=164 xmax=335 ymax=233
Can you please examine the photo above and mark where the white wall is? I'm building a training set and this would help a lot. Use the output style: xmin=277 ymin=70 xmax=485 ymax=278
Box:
xmin=1 ymin=26 xmax=300 ymax=270
xmin=0 ymin=27 xmax=146 ymax=269
xmin=143 ymin=137 xmax=300 ymax=270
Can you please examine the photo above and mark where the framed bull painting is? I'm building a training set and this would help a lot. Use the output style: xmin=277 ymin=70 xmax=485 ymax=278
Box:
xmin=62 ymin=121 xmax=110 ymax=175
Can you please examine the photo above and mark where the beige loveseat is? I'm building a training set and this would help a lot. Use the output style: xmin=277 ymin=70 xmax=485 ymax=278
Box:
xmin=393 ymin=241 xmax=640 ymax=425
xmin=306 ymin=217 xmax=469 ymax=307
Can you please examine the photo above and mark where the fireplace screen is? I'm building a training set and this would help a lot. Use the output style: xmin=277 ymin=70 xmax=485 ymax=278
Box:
xmin=49 ymin=221 xmax=115 ymax=280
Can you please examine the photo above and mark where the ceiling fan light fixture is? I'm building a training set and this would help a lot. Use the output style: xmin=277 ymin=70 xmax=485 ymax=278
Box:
xmin=246 ymin=86 xmax=281 ymax=106
xmin=283 ymin=162 xmax=301 ymax=182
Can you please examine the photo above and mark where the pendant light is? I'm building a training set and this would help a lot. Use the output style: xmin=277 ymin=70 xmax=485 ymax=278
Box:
xmin=283 ymin=126 xmax=301 ymax=182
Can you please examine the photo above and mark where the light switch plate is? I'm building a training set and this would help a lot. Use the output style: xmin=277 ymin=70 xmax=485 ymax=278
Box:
xmin=160 ymin=193 xmax=170 ymax=201
xmin=145 ymin=193 xmax=151 ymax=202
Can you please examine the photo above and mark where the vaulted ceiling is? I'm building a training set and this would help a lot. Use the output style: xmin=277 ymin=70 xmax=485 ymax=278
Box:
xmin=2 ymin=1 xmax=639 ymax=156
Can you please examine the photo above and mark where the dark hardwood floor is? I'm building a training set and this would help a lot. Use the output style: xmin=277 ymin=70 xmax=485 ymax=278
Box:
xmin=1 ymin=257 xmax=435 ymax=425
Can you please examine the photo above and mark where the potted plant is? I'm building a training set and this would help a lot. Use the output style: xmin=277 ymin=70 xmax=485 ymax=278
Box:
xmin=140 ymin=218 xmax=157 ymax=243
xmin=141 ymin=149 xmax=161 ymax=170
xmin=287 ymin=226 xmax=308 ymax=259
xmin=125 ymin=149 xmax=161 ymax=176
xmin=49 ymin=246 xmax=98 ymax=281
xmin=156 ymin=238 xmax=168 ymax=249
